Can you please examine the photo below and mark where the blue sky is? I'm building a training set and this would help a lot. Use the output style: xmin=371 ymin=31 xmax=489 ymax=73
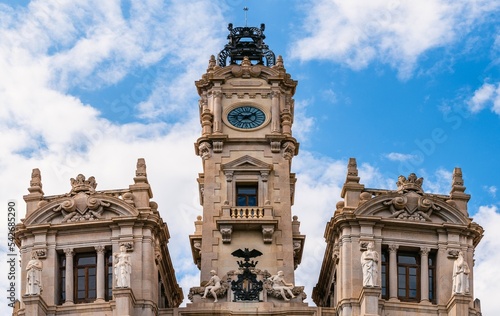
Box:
xmin=0 ymin=0 xmax=499 ymax=314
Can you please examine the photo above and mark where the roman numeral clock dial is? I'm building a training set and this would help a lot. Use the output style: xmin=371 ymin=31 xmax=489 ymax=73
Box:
xmin=227 ymin=106 xmax=266 ymax=129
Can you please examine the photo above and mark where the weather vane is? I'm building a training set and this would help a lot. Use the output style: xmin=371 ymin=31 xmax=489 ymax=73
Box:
xmin=243 ymin=6 xmax=248 ymax=26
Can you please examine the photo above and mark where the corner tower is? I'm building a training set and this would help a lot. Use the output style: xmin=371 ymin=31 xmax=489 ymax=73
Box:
xmin=188 ymin=23 xmax=307 ymax=305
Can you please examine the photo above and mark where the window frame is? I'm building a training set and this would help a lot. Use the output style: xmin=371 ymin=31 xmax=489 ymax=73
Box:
xmin=236 ymin=183 xmax=258 ymax=206
xmin=397 ymin=252 xmax=421 ymax=302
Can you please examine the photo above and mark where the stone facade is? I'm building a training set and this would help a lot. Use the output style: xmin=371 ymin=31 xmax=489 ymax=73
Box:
xmin=14 ymin=159 xmax=183 ymax=316
xmin=312 ymin=158 xmax=484 ymax=316
xmin=13 ymin=23 xmax=485 ymax=316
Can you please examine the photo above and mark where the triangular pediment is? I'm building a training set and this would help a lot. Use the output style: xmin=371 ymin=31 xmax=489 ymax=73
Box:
xmin=222 ymin=155 xmax=272 ymax=172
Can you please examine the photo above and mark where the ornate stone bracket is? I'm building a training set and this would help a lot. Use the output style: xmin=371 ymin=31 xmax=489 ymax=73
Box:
xmin=262 ymin=225 xmax=274 ymax=244
xmin=220 ymin=225 xmax=233 ymax=244
xmin=213 ymin=141 xmax=223 ymax=153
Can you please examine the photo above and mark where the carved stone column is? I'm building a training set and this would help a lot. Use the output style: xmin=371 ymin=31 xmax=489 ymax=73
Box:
xmin=388 ymin=244 xmax=399 ymax=301
xmin=95 ymin=246 xmax=106 ymax=302
xmin=225 ymin=171 xmax=233 ymax=205
xmin=260 ymin=171 xmax=269 ymax=204
xmin=63 ymin=248 xmax=74 ymax=304
xmin=420 ymin=247 xmax=430 ymax=303
xmin=271 ymin=91 xmax=280 ymax=133
xmin=213 ymin=91 xmax=222 ymax=133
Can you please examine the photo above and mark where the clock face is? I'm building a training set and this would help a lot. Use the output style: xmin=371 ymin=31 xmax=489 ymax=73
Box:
xmin=227 ymin=106 xmax=266 ymax=129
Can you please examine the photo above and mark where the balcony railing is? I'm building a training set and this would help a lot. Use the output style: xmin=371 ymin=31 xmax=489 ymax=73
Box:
xmin=230 ymin=207 xmax=265 ymax=219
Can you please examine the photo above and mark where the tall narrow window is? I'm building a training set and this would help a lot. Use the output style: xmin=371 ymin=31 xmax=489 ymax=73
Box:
xmin=59 ymin=256 xmax=66 ymax=304
xmin=381 ymin=250 xmax=389 ymax=299
xmin=428 ymin=253 xmax=436 ymax=303
xmin=236 ymin=184 xmax=257 ymax=206
xmin=75 ymin=253 xmax=97 ymax=303
xmin=106 ymin=252 xmax=113 ymax=300
xmin=397 ymin=253 xmax=420 ymax=302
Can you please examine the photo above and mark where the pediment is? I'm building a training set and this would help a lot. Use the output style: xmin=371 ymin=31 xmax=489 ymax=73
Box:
xmin=23 ymin=193 xmax=139 ymax=226
xmin=221 ymin=155 xmax=272 ymax=172
xmin=354 ymin=192 xmax=470 ymax=225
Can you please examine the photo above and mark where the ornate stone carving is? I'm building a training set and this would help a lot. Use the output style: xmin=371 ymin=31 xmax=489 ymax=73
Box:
xmin=201 ymin=270 xmax=222 ymax=302
xmin=70 ymin=174 xmax=97 ymax=194
xmin=25 ymin=252 xmax=43 ymax=295
xmin=136 ymin=158 xmax=147 ymax=177
xmin=282 ymin=141 xmax=296 ymax=160
xmin=268 ymin=271 xmax=295 ymax=301
xmin=361 ymin=242 xmax=379 ymax=287
xmin=383 ymin=175 xmax=441 ymax=221
xmin=262 ymin=225 xmax=274 ymax=243
xmin=114 ymin=244 xmax=132 ymax=288
xmin=198 ymin=142 xmax=212 ymax=160
xmin=213 ymin=141 xmax=223 ymax=153
xmin=52 ymin=189 xmax=110 ymax=223
xmin=452 ymin=251 xmax=470 ymax=294
xmin=231 ymin=57 xmax=262 ymax=78
xmin=397 ymin=173 xmax=424 ymax=193
xmin=220 ymin=225 xmax=232 ymax=244
xmin=270 ymin=141 xmax=281 ymax=153
xmin=33 ymin=249 xmax=47 ymax=259
xmin=30 ymin=168 xmax=42 ymax=188
xmin=346 ymin=158 xmax=360 ymax=183
xmin=188 ymin=271 xmax=231 ymax=302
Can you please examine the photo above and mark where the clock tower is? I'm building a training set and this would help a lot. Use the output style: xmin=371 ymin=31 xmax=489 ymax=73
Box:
xmin=188 ymin=23 xmax=306 ymax=305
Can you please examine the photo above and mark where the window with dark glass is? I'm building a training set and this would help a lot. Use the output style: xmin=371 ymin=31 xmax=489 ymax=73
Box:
xmin=106 ymin=252 xmax=113 ymax=300
xmin=75 ymin=253 xmax=97 ymax=303
xmin=397 ymin=253 xmax=420 ymax=301
xmin=381 ymin=250 xmax=389 ymax=299
xmin=59 ymin=256 xmax=66 ymax=304
xmin=428 ymin=253 xmax=436 ymax=303
xmin=58 ymin=250 xmax=112 ymax=305
xmin=236 ymin=184 xmax=257 ymax=206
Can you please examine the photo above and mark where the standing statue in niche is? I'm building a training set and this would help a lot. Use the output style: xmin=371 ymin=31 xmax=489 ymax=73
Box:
xmin=201 ymin=270 xmax=221 ymax=302
xmin=114 ymin=244 xmax=132 ymax=288
xmin=361 ymin=242 xmax=379 ymax=287
xmin=270 ymin=271 xmax=296 ymax=301
xmin=26 ymin=253 xmax=43 ymax=295
xmin=452 ymin=251 xmax=470 ymax=294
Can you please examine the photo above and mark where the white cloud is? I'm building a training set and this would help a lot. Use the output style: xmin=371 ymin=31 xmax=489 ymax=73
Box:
xmin=472 ymin=205 xmax=500 ymax=316
xmin=385 ymin=152 xmax=417 ymax=162
xmin=466 ymin=82 xmax=500 ymax=114
xmin=291 ymin=0 xmax=500 ymax=78
xmin=485 ymin=185 xmax=497 ymax=197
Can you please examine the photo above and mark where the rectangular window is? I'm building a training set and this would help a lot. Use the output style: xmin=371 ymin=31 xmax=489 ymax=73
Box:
xmin=428 ymin=254 xmax=436 ymax=303
xmin=381 ymin=250 xmax=388 ymax=299
xmin=236 ymin=184 xmax=258 ymax=206
xmin=58 ymin=249 xmax=112 ymax=305
xmin=397 ymin=253 xmax=420 ymax=302
xmin=75 ymin=254 xmax=97 ymax=303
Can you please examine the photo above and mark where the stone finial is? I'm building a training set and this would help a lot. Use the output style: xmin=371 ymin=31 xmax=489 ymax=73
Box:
xmin=292 ymin=215 xmax=301 ymax=234
xmin=448 ymin=167 xmax=470 ymax=216
xmin=136 ymin=158 xmax=147 ymax=177
xmin=345 ymin=158 xmax=360 ymax=183
xmin=341 ymin=158 xmax=365 ymax=208
xmin=207 ymin=55 xmax=217 ymax=72
xmin=272 ymin=55 xmax=284 ymax=70
xmin=450 ymin=167 xmax=466 ymax=194
xmin=30 ymin=168 xmax=42 ymax=188
xmin=396 ymin=173 xmax=423 ymax=193
xmin=27 ymin=168 xmax=44 ymax=195
xmin=70 ymin=174 xmax=97 ymax=194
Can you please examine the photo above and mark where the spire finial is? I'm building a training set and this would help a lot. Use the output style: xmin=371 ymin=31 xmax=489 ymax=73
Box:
xmin=243 ymin=6 xmax=248 ymax=26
